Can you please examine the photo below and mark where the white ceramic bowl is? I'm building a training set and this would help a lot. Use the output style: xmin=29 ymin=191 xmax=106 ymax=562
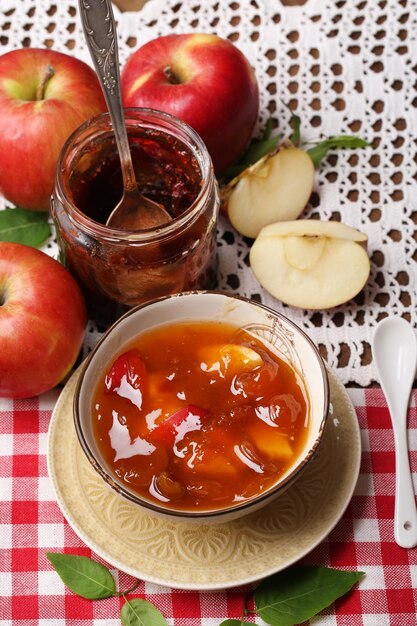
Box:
xmin=74 ymin=291 xmax=329 ymax=522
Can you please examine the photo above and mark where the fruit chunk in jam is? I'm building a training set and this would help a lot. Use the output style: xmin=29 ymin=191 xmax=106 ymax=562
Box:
xmin=52 ymin=112 xmax=218 ymax=327
xmin=69 ymin=132 xmax=202 ymax=224
xmin=92 ymin=321 xmax=309 ymax=511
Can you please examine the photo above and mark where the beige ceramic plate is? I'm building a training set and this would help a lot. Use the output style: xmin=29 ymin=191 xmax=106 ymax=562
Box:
xmin=47 ymin=367 xmax=361 ymax=590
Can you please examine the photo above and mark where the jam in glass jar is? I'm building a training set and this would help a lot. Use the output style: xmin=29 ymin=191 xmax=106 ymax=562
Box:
xmin=51 ymin=108 xmax=219 ymax=327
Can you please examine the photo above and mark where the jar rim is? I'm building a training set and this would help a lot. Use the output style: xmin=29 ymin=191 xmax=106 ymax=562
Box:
xmin=54 ymin=107 xmax=215 ymax=243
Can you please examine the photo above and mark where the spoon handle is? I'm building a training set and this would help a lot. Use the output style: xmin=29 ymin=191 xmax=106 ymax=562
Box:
xmin=78 ymin=0 xmax=136 ymax=191
xmin=391 ymin=409 xmax=417 ymax=548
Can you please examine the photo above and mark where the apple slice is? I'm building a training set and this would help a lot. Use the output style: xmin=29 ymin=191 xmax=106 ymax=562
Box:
xmin=199 ymin=343 xmax=263 ymax=377
xmin=249 ymin=423 xmax=294 ymax=462
xmin=104 ymin=349 xmax=147 ymax=410
xmin=191 ymin=452 xmax=239 ymax=480
xmin=226 ymin=147 xmax=315 ymax=238
xmin=153 ymin=471 xmax=185 ymax=501
xmin=148 ymin=405 xmax=208 ymax=448
xmin=146 ymin=373 xmax=180 ymax=421
xmin=250 ymin=219 xmax=370 ymax=309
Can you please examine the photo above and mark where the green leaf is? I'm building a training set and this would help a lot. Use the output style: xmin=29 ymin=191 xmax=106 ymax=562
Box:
xmin=240 ymin=133 xmax=282 ymax=167
xmin=306 ymin=135 xmax=370 ymax=167
xmin=219 ymin=163 xmax=248 ymax=183
xmin=219 ymin=128 xmax=281 ymax=183
xmin=219 ymin=621 xmax=254 ymax=625
xmin=254 ymin=566 xmax=364 ymax=626
xmin=120 ymin=598 xmax=168 ymax=626
xmin=0 ymin=207 xmax=51 ymax=248
xmin=262 ymin=117 xmax=273 ymax=140
xmin=46 ymin=552 xmax=116 ymax=600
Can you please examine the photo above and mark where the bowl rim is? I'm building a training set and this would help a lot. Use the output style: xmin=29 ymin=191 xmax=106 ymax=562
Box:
xmin=73 ymin=290 xmax=330 ymax=519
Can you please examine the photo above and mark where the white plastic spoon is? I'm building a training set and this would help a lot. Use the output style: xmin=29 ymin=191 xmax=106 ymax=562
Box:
xmin=372 ymin=317 xmax=417 ymax=548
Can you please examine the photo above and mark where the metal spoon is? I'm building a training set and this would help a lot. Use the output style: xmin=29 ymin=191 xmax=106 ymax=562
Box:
xmin=372 ymin=316 xmax=417 ymax=548
xmin=78 ymin=0 xmax=171 ymax=230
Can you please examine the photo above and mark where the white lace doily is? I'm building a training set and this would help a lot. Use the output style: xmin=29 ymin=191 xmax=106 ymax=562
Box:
xmin=1 ymin=0 xmax=416 ymax=386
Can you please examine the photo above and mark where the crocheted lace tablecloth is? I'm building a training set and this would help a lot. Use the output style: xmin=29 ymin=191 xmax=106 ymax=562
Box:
xmin=0 ymin=0 xmax=416 ymax=386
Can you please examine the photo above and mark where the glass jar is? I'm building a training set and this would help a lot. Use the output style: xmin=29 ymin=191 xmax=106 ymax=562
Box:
xmin=52 ymin=108 xmax=219 ymax=327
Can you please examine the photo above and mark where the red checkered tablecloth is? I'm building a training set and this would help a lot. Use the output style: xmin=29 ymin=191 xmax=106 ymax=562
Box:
xmin=1 ymin=387 xmax=417 ymax=625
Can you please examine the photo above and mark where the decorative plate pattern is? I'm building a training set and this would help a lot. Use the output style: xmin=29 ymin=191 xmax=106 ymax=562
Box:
xmin=47 ymin=367 xmax=361 ymax=590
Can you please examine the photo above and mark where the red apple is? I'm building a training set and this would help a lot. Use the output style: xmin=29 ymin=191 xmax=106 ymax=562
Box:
xmin=0 ymin=48 xmax=107 ymax=212
xmin=0 ymin=242 xmax=87 ymax=398
xmin=121 ymin=33 xmax=259 ymax=174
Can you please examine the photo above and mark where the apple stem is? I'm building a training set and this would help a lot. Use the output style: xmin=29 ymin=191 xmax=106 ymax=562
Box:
xmin=163 ymin=65 xmax=181 ymax=85
xmin=36 ymin=65 xmax=55 ymax=101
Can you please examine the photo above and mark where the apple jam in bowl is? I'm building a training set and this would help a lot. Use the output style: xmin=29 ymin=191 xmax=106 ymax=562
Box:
xmin=74 ymin=291 xmax=329 ymax=522
xmin=51 ymin=108 xmax=218 ymax=327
